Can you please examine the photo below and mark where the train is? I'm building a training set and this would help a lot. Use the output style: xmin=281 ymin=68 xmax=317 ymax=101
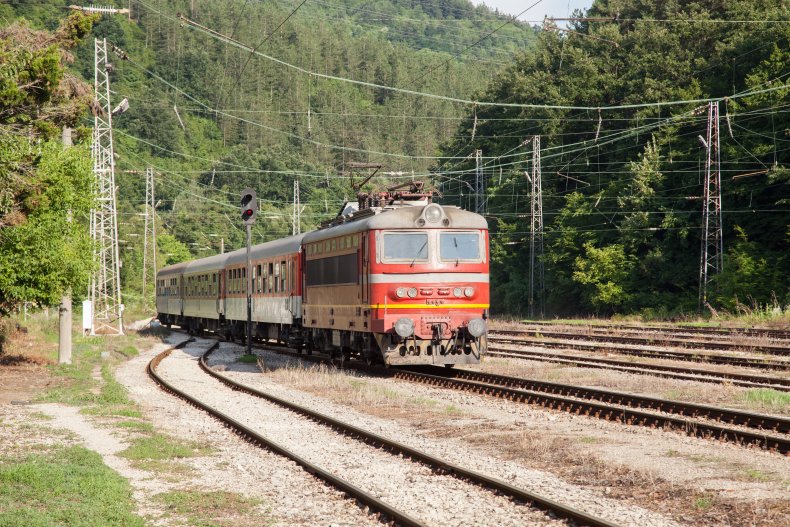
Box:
xmin=156 ymin=185 xmax=489 ymax=366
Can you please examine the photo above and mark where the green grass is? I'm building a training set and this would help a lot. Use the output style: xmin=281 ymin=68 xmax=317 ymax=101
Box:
xmin=154 ymin=490 xmax=268 ymax=527
xmin=409 ymin=396 xmax=439 ymax=407
xmin=743 ymin=469 xmax=771 ymax=482
xmin=0 ymin=446 xmax=144 ymax=526
xmin=114 ymin=420 xmax=155 ymax=433
xmin=236 ymin=354 xmax=258 ymax=364
xmin=693 ymin=495 xmax=715 ymax=510
xmin=81 ymin=405 xmax=144 ymax=418
xmin=740 ymin=389 xmax=790 ymax=410
xmin=129 ymin=459 xmax=196 ymax=479
xmin=119 ymin=433 xmax=214 ymax=461
xmin=118 ymin=345 xmax=139 ymax=358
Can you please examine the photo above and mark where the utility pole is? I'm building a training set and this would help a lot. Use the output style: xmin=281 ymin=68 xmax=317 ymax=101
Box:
xmin=59 ymin=127 xmax=73 ymax=364
xmin=142 ymin=167 xmax=157 ymax=308
xmin=474 ymin=149 xmax=484 ymax=214
xmin=292 ymin=179 xmax=301 ymax=235
xmin=529 ymin=136 xmax=545 ymax=319
xmin=699 ymin=101 xmax=724 ymax=311
xmin=89 ymin=38 xmax=124 ymax=335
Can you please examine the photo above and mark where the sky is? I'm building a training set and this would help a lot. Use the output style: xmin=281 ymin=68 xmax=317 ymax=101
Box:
xmin=473 ymin=0 xmax=594 ymax=22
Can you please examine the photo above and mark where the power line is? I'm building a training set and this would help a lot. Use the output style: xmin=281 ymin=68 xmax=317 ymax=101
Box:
xmin=407 ymin=0 xmax=544 ymax=86
xmin=134 ymin=2 xmax=788 ymax=112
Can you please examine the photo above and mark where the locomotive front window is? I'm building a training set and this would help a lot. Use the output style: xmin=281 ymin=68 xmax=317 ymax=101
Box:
xmin=440 ymin=232 xmax=480 ymax=262
xmin=383 ymin=232 xmax=428 ymax=262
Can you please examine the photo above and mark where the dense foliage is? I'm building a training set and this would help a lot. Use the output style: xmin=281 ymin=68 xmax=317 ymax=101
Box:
xmin=3 ymin=0 xmax=535 ymax=308
xmin=441 ymin=0 xmax=790 ymax=317
xmin=3 ymin=0 xmax=787 ymax=319
xmin=0 ymin=11 xmax=97 ymax=314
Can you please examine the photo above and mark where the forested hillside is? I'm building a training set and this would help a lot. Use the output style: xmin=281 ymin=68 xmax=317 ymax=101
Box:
xmin=442 ymin=0 xmax=790 ymax=317
xmin=2 ymin=0 xmax=787 ymax=319
xmin=2 ymin=0 xmax=535 ymax=308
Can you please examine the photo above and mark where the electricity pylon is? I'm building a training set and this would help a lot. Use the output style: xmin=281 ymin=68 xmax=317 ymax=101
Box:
xmin=475 ymin=149 xmax=485 ymax=214
xmin=528 ymin=136 xmax=545 ymax=319
xmin=699 ymin=101 xmax=724 ymax=311
xmin=89 ymin=38 xmax=123 ymax=335
xmin=292 ymin=179 xmax=301 ymax=235
xmin=142 ymin=167 xmax=157 ymax=307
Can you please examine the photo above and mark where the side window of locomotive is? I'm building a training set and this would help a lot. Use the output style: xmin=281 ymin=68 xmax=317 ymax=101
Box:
xmin=268 ymin=263 xmax=274 ymax=293
xmin=440 ymin=232 xmax=481 ymax=262
xmin=382 ymin=232 xmax=429 ymax=262
xmin=281 ymin=260 xmax=287 ymax=292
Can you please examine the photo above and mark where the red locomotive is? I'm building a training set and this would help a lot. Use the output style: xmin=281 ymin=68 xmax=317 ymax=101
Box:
xmin=156 ymin=184 xmax=489 ymax=366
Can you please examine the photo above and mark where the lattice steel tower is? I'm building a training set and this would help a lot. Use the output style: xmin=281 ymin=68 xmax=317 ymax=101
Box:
xmin=529 ymin=135 xmax=545 ymax=319
xmin=89 ymin=38 xmax=124 ymax=335
xmin=292 ymin=179 xmax=301 ymax=235
xmin=698 ymin=101 xmax=724 ymax=311
xmin=474 ymin=149 xmax=485 ymax=214
xmin=142 ymin=167 xmax=157 ymax=308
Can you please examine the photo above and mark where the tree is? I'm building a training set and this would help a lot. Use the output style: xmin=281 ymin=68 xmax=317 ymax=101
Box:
xmin=0 ymin=12 xmax=98 ymax=315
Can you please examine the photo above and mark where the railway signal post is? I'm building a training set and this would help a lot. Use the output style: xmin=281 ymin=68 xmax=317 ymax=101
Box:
xmin=241 ymin=188 xmax=257 ymax=357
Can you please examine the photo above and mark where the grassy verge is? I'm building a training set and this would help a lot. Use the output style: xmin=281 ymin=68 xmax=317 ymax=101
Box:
xmin=0 ymin=446 xmax=144 ymax=527
xmin=271 ymin=363 xmax=461 ymax=416
xmin=154 ymin=490 xmax=269 ymax=527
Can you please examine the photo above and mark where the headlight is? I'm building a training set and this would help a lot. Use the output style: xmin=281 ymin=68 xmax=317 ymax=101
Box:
xmin=453 ymin=287 xmax=463 ymax=298
xmin=464 ymin=287 xmax=474 ymax=298
xmin=467 ymin=318 xmax=486 ymax=337
xmin=396 ymin=287 xmax=407 ymax=298
xmin=394 ymin=317 xmax=415 ymax=337
xmin=423 ymin=204 xmax=443 ymax=223
xmin=407 ymin=287 xmax=418 ymax=298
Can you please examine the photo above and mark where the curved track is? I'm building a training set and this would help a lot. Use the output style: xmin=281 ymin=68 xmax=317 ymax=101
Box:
xmin=148 ymin=341 xmax=425 ymax=527
xmin=486 ymin=346 xmax=790 ymax=392
xmin=150 ymin=337 xmax=618 ymax=527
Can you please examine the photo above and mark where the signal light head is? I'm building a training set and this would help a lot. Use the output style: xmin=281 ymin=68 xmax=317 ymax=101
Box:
xmin=240 ymin=187 xmax=257 ymax=225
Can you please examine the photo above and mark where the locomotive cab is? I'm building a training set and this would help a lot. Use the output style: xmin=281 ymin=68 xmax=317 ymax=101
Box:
xmin=368 ymin=203 xmax=489 ymax=365
xmin=301 ymin=200 xmax=489 ymax=366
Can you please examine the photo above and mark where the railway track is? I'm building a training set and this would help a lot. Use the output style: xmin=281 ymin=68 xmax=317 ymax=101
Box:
xmin=149 ymin=337 xmax=617 ymax=527
xmin=390 ymin=366 xmax=790 ymax=455
xmin=489 ymin=335 xmax=790 ymax=371
xmin=516 ymin=321 xmax=790 ymax=341
xmin=492 ymin=329 xmax=790 ymax=356
xmin=486 ymin=345 xmax=790 ymax=392
xmin=166 ymin=330 xmax=790 ymax=455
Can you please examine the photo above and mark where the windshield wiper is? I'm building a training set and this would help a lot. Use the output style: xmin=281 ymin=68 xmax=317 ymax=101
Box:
xmin=410 ymin=239 xmax=429 ymax=267
xmin=453 ymin=236 xmax=459 ymax=266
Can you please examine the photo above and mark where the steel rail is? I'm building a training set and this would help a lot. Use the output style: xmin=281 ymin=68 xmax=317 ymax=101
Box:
xmin=517 ymin=321 xmax=790 ymax=340
xmin=166 ymin=329 xmax=790 ymax=453
xmin=489 ymin=335 xmax=790 ymax=371
xmin=492 ymin=329 xmax=790 ymax=356
xmin=197 ymin=346 xmax=618 ymax=527
xmin=147 ymin=342 xmax=427 ymax=527
xmin=389 ymin=368 xmax=790 ymax=455
xmin=486 ymin=346 xmax=790 ymax=392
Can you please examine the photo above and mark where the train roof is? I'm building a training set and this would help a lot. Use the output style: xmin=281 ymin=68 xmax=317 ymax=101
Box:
xmin=303 ymin=203 xmax=487 ymax=243
xmin=184 ymin=252 xmax=230 ymax=275
xmin=224 ymin=233 xmax=306 ymax=267
xmin=157 ymin=260 xmax=190 ymax=278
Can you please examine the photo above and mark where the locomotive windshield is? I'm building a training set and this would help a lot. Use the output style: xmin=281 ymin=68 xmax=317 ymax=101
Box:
xmin=440 ymin=232 xmax=480 ymax=261
xmin=382 ymin=232 xmax=428 ymax=261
